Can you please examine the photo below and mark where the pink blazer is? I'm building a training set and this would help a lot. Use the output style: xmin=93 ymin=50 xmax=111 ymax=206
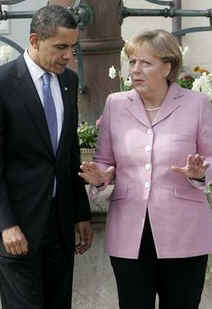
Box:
xmin=94 ymin=83 xmax=212 ymax=259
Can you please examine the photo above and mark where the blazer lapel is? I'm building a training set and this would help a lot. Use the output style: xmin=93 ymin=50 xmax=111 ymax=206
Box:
xmin=126 ymin=84 xmax=184 ymax=128
xmin=125 ymin=89 xmax=151 ymax=128
xmin=15 ymin=57 xmax=53 ymax=155
xmin=152 ymin=83 xmax=184 ymax=126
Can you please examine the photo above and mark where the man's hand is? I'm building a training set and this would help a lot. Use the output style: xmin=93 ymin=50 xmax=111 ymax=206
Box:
xmin=75 ymin=221 xmax=93 ymax=255
xmin=2 ymin=225 xmax=28 ymax=256
xmin=171 ymin=153 xmax=210 ymax=179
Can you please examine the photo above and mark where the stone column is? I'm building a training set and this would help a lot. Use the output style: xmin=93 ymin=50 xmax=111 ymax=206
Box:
xmin=49 ymin=0 xmax=123 ymax=123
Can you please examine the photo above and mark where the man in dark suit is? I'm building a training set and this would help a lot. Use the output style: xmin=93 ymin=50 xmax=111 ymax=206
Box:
xmin=0 ymin=5 xmax=92 ymax=309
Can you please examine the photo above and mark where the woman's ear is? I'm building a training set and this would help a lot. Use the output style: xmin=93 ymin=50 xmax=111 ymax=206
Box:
xmin=163 ymin=62 xmax=171 ymax=79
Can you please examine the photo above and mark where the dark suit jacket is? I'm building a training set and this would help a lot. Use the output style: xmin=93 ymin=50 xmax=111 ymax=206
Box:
xmin=0 ymin=55 xmax=91 ymax=253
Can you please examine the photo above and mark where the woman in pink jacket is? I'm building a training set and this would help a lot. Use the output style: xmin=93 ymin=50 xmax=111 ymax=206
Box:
xmin=80 ymin=29 xmax=212 ymax=309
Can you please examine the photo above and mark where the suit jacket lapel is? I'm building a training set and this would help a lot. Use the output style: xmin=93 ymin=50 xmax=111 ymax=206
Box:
xmin=56 ymin=72 xmax=74 ymax=157
xmin=16 ymin=56 xmax=53 ymax=155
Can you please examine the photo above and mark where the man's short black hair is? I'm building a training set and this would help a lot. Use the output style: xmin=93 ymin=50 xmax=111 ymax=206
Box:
xmin=30 ymin=5 xmax=77 ymax=39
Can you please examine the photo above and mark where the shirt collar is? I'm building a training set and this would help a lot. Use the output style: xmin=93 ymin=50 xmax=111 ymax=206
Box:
xmin=24 ymin=49 xmax=56 ymax=81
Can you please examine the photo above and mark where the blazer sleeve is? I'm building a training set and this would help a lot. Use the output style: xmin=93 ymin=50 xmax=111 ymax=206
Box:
xmin=94 ymin=94 xmax=115 ymax=171
xmin=197 ymin=94 xmax=212 ymax=185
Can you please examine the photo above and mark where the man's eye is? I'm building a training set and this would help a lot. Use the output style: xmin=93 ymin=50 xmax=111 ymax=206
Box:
xmin=56 ymin=46 xmax=66 ymax=50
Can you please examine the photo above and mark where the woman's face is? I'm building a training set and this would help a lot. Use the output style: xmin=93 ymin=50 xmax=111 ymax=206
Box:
xmin=129 ymin=42 xmax=171 ymax=95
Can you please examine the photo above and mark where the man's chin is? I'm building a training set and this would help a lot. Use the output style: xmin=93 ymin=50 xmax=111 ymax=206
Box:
xmin=51 ymin=64 xmax=66 ymax=74
xmin=51 ymin=68 xmax=65 ymax=74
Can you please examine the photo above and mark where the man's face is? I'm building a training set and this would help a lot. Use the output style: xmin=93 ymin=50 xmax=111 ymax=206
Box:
xmin=30 ymin=26 xmax=79 ymax=74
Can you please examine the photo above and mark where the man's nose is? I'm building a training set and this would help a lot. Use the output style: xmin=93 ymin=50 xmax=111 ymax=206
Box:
xmin=63 ymin=48 xmax=74 ymax=60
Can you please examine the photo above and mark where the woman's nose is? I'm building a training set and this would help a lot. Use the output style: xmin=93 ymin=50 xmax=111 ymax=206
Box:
xmin=132 ymin=61 xmax=141 ymax=73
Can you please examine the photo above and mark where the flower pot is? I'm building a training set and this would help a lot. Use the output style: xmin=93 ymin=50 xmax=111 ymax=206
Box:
xmin=80 ymin=148 xmax=95 ymax=162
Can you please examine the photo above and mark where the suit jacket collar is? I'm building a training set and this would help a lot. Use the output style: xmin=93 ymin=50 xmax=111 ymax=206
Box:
xmin=15 ymin=56 xmax=53 ymax=156
xmin=126 ymin=83 xmax=184 ymax=128
xmin=15 ymin=56 xmax=74 ymax=158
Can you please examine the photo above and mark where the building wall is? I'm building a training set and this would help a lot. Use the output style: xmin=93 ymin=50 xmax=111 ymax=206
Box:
xmin=0 ymin=0 xmax=46 ymax=59
xmin=1 ymin=0 xmax=212 ymax=71
xmin=122 ymin=0 xmax=212 ymax=72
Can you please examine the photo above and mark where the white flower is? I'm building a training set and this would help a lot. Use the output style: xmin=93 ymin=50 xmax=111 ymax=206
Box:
xmin=192 ymin=77 xmax=202 ymax=91
xmin=108 ymin=65 xmax=117 ymax=79
xmin=192 ymin=73 xmax=212 ymax=101
xmin=0 ymin=45 xmax=13 ymax=63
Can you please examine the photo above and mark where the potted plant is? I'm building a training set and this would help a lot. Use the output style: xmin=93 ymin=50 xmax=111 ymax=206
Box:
xmin=77 ymin=121 xmax=98 ymax=161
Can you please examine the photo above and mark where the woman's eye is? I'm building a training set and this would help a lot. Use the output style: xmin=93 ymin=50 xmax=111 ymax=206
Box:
xmin=129 ymin=60 xmax=135 ymax=65
xmin=143 ymin=61 xmax=151 ymax=65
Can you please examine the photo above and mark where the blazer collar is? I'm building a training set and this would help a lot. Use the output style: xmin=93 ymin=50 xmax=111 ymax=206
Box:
xmin=126 ymin=83 xmax=184 ymax=128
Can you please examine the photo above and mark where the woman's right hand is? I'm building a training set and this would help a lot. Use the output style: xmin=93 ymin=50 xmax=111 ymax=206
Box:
xmin=79 ymin=161 xmax=115 ymax=187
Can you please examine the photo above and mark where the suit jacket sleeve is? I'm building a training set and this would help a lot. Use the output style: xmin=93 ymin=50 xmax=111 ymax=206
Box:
xmin=69 ymin=73 xmax=91 ymax=223
xmin=71 ymin=128 xmax=92 ymax=223
xmin=0 ymin=93 xmax=17 ymax=231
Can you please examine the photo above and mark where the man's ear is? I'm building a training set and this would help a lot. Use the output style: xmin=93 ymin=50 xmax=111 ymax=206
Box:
xmin=29 ymin=33 xmax=40 ymax=50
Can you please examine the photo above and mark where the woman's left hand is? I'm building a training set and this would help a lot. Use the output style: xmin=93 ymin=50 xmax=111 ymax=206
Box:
xmin=171 ymin=153 xmax=210 ymax=179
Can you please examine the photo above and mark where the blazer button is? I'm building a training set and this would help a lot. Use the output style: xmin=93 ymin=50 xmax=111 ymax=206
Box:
xmin=145 ymin=182 xmax=150 ymax=188
xmin=48 ymin=194 xmax=52 ymax=201
xmin=145 ymin=145 xmax=151 ymax=152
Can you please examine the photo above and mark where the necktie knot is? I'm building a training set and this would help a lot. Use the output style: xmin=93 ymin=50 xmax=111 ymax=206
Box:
xmin=42 ymin=72 xmax=51 ymax=86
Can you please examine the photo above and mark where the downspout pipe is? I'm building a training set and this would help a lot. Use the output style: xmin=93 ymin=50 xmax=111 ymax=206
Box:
xmin=172 ymin=0 xmax=182 ymax=44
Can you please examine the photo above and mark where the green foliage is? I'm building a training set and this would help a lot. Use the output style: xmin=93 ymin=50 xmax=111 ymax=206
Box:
xmin=77 ymin=122 xmax=98 ymax=148
xmin=176 ymin=76 xmax=195 ymax=89
xmin=120 ymin=76 xmax=132 ymax=91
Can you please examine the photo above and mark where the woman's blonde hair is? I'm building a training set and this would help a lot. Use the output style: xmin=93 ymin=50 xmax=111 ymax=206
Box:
xmin=124 ymin=29 xmax=182 ymax=83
